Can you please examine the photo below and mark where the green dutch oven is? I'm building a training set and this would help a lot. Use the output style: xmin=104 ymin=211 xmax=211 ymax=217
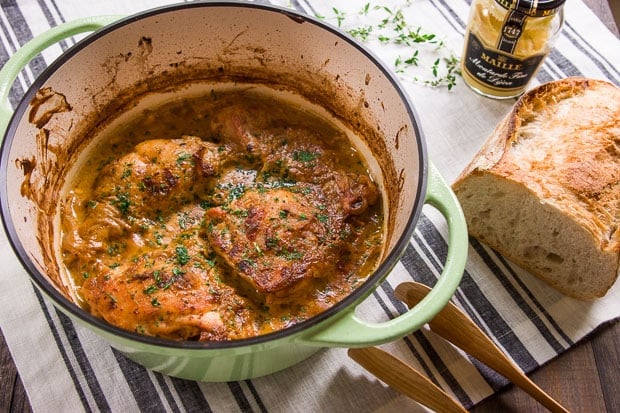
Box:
xmin=0 ymin=2 xmax=468 ymax=382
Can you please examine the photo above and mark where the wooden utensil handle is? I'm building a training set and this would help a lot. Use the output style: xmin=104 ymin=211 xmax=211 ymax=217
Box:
xmin=395 ymin=282 xmax=569 ymax=413
xmin=348 ymin=347 xmax=467 ymax=413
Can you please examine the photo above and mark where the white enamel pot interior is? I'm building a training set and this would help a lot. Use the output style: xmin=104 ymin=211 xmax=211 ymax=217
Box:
xmin=0 ymin=2 xmax=467 ymax=381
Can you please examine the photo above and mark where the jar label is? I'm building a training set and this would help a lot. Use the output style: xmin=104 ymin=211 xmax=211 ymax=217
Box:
xmin=462 ymin=32 xmax=545 ymax=91
xmin=497 ymin=10 xmax=527 ymax=53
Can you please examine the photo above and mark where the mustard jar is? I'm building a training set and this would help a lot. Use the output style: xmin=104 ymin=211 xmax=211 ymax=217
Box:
xmin=461 ymin=0 xmax=566 ymax=99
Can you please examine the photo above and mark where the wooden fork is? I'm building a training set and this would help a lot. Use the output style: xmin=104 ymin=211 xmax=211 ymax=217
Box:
xmin=348 ymin=346 xmax=467 ymax=413
xmin=395 ymin=281 xmax=569 ymax=413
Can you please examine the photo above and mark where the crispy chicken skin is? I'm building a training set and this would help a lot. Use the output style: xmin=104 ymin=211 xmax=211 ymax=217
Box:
xmin=64 ymin=137 xmax=256 ymax=340
xmin=206 ymin=187 xmax=339 ymax=304
xmin=62 ymin=92 xmax=383 ymax=341
xmin=62 ymin=136 xmax=226 ymax=254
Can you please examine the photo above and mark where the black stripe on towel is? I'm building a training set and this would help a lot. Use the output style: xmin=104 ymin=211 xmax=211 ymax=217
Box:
xmin=491 ymin=246 xmax=574 ymax=347
xmin=153 ymin=373 xmax=182 ymax=413
xmin=370 ymin=289 xmax=438 ymax=381
xmin=536 ymin=66 xmax=556 ymax=84
xmin=1 ymin=0 xmax=48 ymax=80
xmin=35 ymin=0 xmax=71 ymax=51
xmin=289 ymin=0 xmax=311 ymax=15
xmin=172 ymin=378 xmax=213 ymax=413
xmin=32 ymin=287 xmax=96 ymax=413
xmin=228 ymin=381 xmax=254 ymax=412
xmin=469 ymin=239 xmax=571 ymax=354
xmin=112 ymin=349 xmax=169 ymax=413
xmin=402 ymin=215 xmax=541 ymax=364
xmin=406 ymin=225 xmax=510 ymax=378
xmin=417 ymin=212 xmax=569 ymax=357
xmin=567 ymin=21 xmax=620 ymax=79
xmin=562 ymin=26 xmax=620 ymax=84
xmin=4 ymin=3 xmax=109 ymax=410
xmin=378 ymin=282 xmax=474 ymax=407
xmin=244 ymin=380 xmax=268 ymax=413
xmin=408 ymin=215 xmax=545 ymax=365
xmin=546 ymin=48 xmax=583 ymax=78
xmin=0 ymin=7 xmax=29 ymax=107
xmin=400 ymin=234 xmax=512 ymax=391
xmin=430 ymin=0 xmax=468 ymax=35
xmin=54 ymin=310 xmax=115 ymax=412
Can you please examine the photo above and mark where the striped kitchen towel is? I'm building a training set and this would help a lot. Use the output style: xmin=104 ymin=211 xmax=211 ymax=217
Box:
xmin=0 ymin=0 xmax=618 ymax=412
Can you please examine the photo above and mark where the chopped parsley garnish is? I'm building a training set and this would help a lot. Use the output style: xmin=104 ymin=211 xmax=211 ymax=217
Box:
xmin=121 ymin=164 xmax=133 ymax=179
xmin=177 ymin=212 xmax=189 ymax=229
xmin=176 ymin=152 xmax=192 ymax=165
xmin=143 ymin=285 xmax=157 ymax=295
xmin=279 ymin=250 xmax=304 ymax=261
xmin=112 ymin=191 xmax=132 ymax=215
xmin=175 ymin=245 xmax=191 ymax=265
xmin=107 ymin=243 xmax=122 ymax=256
xmin=293 ymin=150 xmax=318 ymax=162
xmin=265 ymin=237 xmax=279 ymax=249
xmin=228 ymin=184 xmax=246 ymax=202
xmin=200 ymin=200 xmax=214 ymax=209
xmin=316 ymin=214 xmax=329 ymax=223
xmin=231 ymin=209 xmax=249 ymax=217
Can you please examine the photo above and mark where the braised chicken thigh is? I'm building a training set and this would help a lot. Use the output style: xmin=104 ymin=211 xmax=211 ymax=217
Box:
xmin=61 ymin=89 xmax=383 ymax=341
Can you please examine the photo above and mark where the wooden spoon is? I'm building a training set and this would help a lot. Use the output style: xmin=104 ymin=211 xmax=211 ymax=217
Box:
xmin=348 ymin=346 xmax=467 ymax=413
xmin=395 ymin=281 xmax=569 ymax=413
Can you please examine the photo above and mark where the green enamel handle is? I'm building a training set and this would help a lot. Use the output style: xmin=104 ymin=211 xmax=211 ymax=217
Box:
xmin=301 ymin=161 xmax=468 ymax=347
xmin=0 ymin=16 xmax=122 ymax=137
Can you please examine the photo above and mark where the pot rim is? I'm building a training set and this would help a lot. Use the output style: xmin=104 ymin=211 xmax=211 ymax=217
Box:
xmin=0 ymin=1 xmax=428 ymax=350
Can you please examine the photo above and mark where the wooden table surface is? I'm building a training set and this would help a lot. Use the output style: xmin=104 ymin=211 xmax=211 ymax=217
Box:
xmin=1 ymin=2 xmax=619 ymax=412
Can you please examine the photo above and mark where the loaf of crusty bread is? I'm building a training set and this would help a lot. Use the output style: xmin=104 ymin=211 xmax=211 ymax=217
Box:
xmin=453 ymin=77 xmax=619 ymax=300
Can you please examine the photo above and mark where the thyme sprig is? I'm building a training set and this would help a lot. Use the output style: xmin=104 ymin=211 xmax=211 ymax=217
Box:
xmin=320 ymin=3 xmax=461 ymax=90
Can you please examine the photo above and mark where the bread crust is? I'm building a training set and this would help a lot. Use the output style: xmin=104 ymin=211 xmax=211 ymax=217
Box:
xmin=453 ymin=77 xmax=620 ymax=300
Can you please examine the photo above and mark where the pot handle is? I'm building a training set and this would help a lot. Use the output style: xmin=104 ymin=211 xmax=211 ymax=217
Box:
xmin=300 ymin=161 xmax=468 ymax=347
xmin=0 ymin=16 xmax=122 ymax=136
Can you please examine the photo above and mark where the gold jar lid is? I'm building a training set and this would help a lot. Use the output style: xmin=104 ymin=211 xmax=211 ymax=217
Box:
xmin=494 ymin=0 xmax=566 ymax=16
